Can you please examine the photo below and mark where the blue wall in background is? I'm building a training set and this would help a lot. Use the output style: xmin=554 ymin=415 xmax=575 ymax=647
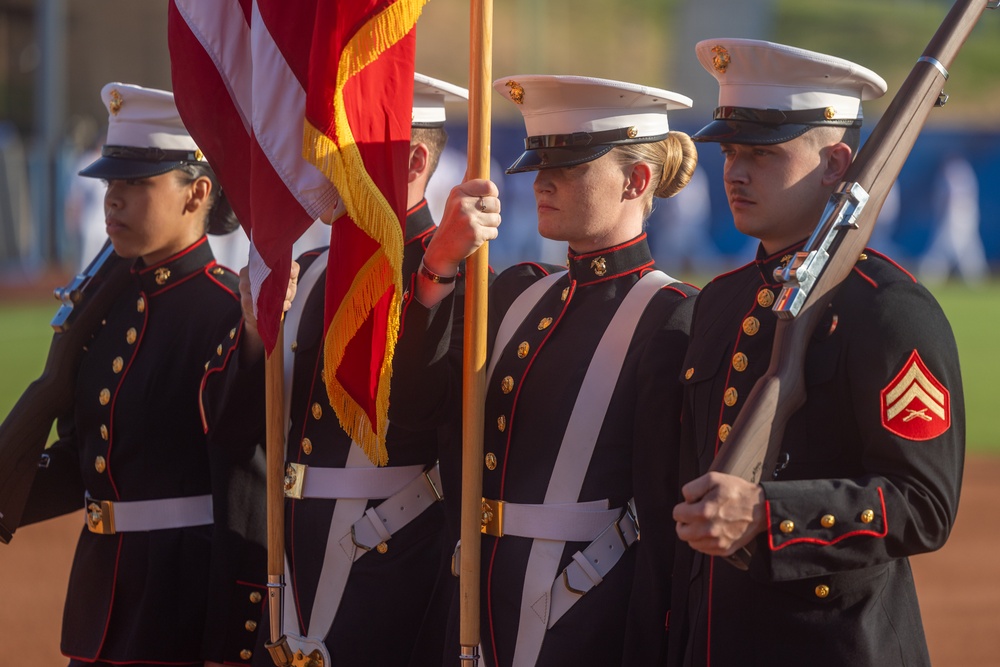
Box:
xmin=450 ymin=121 xmax=1000 ymax=274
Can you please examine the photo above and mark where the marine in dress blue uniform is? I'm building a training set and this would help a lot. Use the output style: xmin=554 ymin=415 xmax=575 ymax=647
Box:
xmin=669 ymin=40 xmax=965 ymax=667
xmin=200 ymin=74 xmax=469 ymax=667
xmin=20 ymin=83 xmax=250 ymax=666
xmin=391 ymin=75 xmax=701 ymax=666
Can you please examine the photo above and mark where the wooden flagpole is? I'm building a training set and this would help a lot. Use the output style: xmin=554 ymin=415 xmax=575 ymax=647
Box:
xmin=263 ymin=321 xmax=293 ymax=666
xmin=460 ymin=1 xmax=492 ymax=664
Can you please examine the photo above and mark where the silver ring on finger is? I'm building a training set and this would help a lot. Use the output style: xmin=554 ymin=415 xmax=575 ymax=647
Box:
xmin=476 ymin=196 xmax=488 ymax=213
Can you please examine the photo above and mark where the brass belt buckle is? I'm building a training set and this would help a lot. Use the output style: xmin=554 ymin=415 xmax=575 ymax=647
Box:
xmin=291 ymin=648 xmax=325 ymax=667
xmin=86 ymin=498 xmax=116 ymax=534
xmin=480 ymin=498 xmax=504 ymax=537
xmin=284 ymin=462 xmax=306 ymax=500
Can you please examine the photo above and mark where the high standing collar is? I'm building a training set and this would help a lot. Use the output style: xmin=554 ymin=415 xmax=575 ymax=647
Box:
xmin=134 ymin=237 xmax=215 ymax=295
xmin=753 ymin=241 xmax=807 ymax=285
xmin=566 ymin=234 xmax=655 ymax=286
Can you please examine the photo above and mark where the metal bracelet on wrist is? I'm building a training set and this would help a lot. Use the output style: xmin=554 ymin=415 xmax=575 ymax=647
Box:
xmin=419 ymin=259 xmax=457 ymax=284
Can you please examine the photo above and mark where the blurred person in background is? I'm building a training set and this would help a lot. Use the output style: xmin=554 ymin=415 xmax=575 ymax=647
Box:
xmin=63 ymin=118 xmax=108 ymax=271
xmin=646 ymin=165 xmax=722 ymax=277
xmin=918 ymin=154 xmax=988 ymax=285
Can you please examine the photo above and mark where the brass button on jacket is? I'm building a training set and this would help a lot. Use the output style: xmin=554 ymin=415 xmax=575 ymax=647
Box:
xmin=732 ymin=352 xmax=748 ymax=372
xmin=723 ymin=387 xmax=738 ymax=406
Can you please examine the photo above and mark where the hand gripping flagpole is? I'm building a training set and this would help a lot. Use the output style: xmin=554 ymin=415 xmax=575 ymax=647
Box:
xmin=460 ymin=1 xmax=492 ymax=664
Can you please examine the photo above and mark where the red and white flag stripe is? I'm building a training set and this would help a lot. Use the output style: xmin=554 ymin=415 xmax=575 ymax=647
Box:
xmin=168 ymin=0 xmax=339 ymax=351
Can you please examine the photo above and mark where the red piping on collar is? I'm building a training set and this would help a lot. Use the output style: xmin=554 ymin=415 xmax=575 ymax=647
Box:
xmin=568 ymin=233 xmax=647 ymax=260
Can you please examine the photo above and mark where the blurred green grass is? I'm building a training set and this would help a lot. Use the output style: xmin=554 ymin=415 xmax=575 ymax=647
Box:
xmin=922 ymin=280 xmax=1000 ymax=453
xmin=0 ymin=280 xmax=996 ymax=453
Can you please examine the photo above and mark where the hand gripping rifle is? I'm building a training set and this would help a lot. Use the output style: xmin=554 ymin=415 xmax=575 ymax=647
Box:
xmin=0 ymin=242 xmax=131 ymax=544
xmin=710 ymin=0 xmax=998 ymax=570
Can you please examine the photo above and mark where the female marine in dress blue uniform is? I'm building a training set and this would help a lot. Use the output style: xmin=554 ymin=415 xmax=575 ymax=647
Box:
xmin=391 ymin=75 xmax=700 ymax=666
xmin=19 ymin=83 xmax=251 ymax=666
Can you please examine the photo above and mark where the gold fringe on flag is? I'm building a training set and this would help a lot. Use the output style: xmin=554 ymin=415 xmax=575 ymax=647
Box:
xmin=303 ymin=0 xmax=429 ymax=466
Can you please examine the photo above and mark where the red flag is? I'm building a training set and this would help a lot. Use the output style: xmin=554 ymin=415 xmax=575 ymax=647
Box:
xmin=167 ymin=0 xmax=428 ymax=464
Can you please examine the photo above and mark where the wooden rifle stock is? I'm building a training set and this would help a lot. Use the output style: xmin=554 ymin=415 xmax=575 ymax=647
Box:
xmin=709 ymin=0 xmax=996 ymax=570
xmin=0 ymin=242 xmax=131 ymax=543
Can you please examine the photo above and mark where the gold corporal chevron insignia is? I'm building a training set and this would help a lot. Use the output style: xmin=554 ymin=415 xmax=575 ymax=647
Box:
xmin=881 ymin=349 xmax=950 ymax=441
xmin=884 ymin=363 xmax=946 ymax=422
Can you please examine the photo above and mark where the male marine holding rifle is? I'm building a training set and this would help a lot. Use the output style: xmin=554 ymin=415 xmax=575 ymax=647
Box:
xmin=670 ymin=39 xmax=965 ymax=666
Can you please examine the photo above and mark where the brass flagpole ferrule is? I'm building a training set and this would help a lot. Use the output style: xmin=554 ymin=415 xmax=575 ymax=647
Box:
xmin=460 ymin=644 xmax=481 ymax=666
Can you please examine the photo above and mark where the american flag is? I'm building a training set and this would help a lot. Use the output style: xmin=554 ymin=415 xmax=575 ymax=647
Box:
xmin=168 ymin=0 xmax=427 ymax=464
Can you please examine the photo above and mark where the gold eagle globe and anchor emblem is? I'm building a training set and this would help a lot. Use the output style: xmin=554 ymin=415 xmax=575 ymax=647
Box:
xmin=481 ymin=498 xmax=505 ymax=536
xmin=109 ymin=89 xmax=124 ymax=115
xmin=711 ymin=45 xmax=732 ymax=74
xmin=86 ymin=502 xmax=104 ymax=531
xmin=506 ymin=79 xmax=525 ymax=104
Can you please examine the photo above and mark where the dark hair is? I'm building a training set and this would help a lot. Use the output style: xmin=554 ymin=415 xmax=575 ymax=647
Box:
xmin=174 ymin=162 xmax=241 ymax=235
xmin=611 ymin=131 xmax=699 ymax=220
xmin=411 ymin=126 xmax=448 ymax=178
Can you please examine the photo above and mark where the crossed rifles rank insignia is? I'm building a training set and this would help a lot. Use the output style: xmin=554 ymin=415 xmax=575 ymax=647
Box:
xmin=880 ymin=349 xmax=951 ymax=440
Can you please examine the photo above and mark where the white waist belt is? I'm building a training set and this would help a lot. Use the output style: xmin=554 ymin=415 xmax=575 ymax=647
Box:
xmin=279 ymin=461 xmax=445 ymax=650
xmin=461 ymin=501 xmax=639 ymax=622
xmin=550 ymin=507 xmax=638 ymax=623
xmin=480 ymin=498 xmax=619 ymax=542
xmin=84 ymin=493 xmax=213 ymax=534
xmin=342 ymin=463 xmax=443 ymax=553
xmin=284 ymin=462 xmax=426 ymax=500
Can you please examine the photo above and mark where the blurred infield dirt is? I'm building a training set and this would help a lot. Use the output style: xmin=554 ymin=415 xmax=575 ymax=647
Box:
xmin=0 ymin=456 xmax=997 ymax=665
